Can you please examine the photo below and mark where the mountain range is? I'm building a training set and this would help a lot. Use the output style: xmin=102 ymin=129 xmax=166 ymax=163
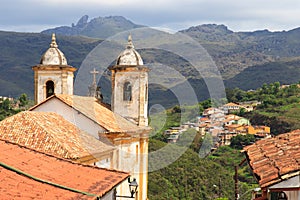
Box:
xmin=2 ymin=15 xmax=300 ymax=106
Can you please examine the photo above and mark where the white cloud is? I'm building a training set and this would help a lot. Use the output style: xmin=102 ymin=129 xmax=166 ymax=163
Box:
xmin=0 ymin=0 xmax=300 ymax=32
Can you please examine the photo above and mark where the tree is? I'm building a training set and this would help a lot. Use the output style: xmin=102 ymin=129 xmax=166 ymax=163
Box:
xmin=18 ymin=93 xmax=28 ymax=107
xmin=200 ymin=99 xmax=212 ymax=109
xmin=230 ymin=134 xmax=256 ymax=149
xmin=238 ymin=108 xmax=247 ymax=116
xmin=1 ymin=99 xmax=11 ymax=110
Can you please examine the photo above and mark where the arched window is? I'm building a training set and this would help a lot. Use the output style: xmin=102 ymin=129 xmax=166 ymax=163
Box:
xmin=123 ymin=82 xmax=132 ymax=101
xmin=46 ymin=80 xmax=54 ymax=98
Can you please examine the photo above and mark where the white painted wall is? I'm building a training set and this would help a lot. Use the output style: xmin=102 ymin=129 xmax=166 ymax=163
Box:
xmin=112 ymin=71 xmax=148 ymax=126
xmin=285 ymin=191 xmax=299 ymax=200
xmin=31 ymin=98 xmax=105 ymax=139
xmin=100 ymin=188 xmax=116 ymax=200
xmin=114 ymin=138 xmax=148 ymax=200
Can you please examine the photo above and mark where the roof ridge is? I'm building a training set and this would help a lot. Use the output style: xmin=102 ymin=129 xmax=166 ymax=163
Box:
xmin=55 ymin=94 xmax=145 ymax=133
xmin=0 ymin=139 xmax=128 ymax=174
xmin=0 ymin=160 xmax=98 ymax=198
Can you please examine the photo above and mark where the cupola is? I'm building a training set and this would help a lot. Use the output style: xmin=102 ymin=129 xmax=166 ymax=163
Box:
xmin=116 ymin=35 xmax=143 ymax=66
xmin=40 ymin=33 xmax=68 ymax=66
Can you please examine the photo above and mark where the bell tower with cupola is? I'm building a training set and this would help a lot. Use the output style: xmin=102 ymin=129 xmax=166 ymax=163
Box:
xmin=110 ymin=35 xmax=149 ymax=127
xmin=32 ymin=34 xmax=76 ymax=104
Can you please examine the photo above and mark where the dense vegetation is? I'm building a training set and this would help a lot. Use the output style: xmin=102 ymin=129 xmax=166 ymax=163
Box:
xmin=149 ymin=99 xmax=217 ymax=142
xmin=148 ymin=101 xmax=258 ymax=199
xmin=148 ymin=140 xmax=257 ymax=200
xmin=226 ymin=81 xmax=300 ymax=135
xmin=0 ymin=93 xmax=32 ymax=120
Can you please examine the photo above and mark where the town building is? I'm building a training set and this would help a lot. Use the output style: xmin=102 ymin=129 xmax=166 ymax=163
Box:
xmin=222 ymin=102 xmax=243 ymax=114
xmin=199 ymin=107 xmax=270 ymax=147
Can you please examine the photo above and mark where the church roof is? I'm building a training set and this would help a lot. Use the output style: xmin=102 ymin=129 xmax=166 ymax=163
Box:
xmin=0 ymin=139 xmax=129 ymax=199
xmin=0 ymin=111 xmax=115 ymax=162
xmin=40 ymin=33 xmax=68 ymax=66
xmin=116 ymin=34 xmax=143 ymax=66
xmin=30 ymin=94 xmax=148 ymax=134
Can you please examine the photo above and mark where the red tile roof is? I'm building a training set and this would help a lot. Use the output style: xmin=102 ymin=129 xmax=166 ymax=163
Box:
xmin=0 ymin=139 xmax=129 ymax=199
xmin=0 ymin=111 xmax=114 ymax=162
xmin=200 ymin=117 xmax=210 ymax=122
xmin=224 ymin=114 xmax=241 ymax=120
xmin=243 ymin=130 xmax=300 ymax=188
xmin=224 ymin=102 xmax=240 ymax=107
xmin=30 ymin=94 xmax=149 ymax=134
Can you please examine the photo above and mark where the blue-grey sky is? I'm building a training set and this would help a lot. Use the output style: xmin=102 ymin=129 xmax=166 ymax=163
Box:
xmin=1 ymin=0 xmax=300 ymax=32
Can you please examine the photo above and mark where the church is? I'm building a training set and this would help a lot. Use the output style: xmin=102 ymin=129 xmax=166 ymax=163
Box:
xmin=0 ymin=34 xmax=150 ymax=200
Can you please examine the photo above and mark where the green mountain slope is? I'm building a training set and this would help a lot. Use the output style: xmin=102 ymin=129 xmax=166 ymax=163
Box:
xmin=225 ymin=59 xmax=300 ymax=90
xmin=180 ymin=24 xmax=300 ymax=79
xmin=0 ymin=31 xmax=101 ymax=97
xmin=2 ymin=17 xmax=300 ymax=107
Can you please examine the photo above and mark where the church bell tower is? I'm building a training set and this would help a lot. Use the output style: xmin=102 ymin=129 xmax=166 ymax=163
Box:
xmin=32 ymin=34 xmax=76 ymax=104
xmin=110 ymin=35 xmax=149 ymax=127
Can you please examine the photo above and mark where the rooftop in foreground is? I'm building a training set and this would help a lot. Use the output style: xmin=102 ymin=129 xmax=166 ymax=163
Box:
xmin=0 ymin=139 xmax=129 ymax=199
xmin=0 ymin=111 xmax=114 ymax=163
xmin=243 ymin=129 xmax=300 ymax=188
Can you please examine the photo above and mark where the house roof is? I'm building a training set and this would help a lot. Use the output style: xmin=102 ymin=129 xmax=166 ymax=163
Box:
xmin=0 ymin=111 xmax=115 ymax=162
xmin=0 ymin=139 xmax=129 ymax=199
xmin=200 ymin=117 xmax=210 ymax=122
xmin=30 ymin=94 xmax=147 ymax=134
xmin=226 ymin=124 xmax=243 ymax=129
xmin=243 ymin=130 xmax=300 ymax=188
xmin=224 ymin=102 xmax=240 ymax=107
xmin=225 ymin=114 xmax=241 ymax=120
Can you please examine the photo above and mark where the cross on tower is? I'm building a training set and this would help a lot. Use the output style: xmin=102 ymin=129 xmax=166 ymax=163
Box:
xmin=90 ymin=68 xmax=99 ymax=85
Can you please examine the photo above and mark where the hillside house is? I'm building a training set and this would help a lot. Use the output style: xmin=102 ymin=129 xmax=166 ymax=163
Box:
xmin=202 ymin=107 xmax=224 ymax=117
xmin=222 ymin=102 xmax=243 ymax=114
xmin=223 ymin=114 xmax=250 ymax=126
xmin=237 ymin=100 xmax=261 ymax=112
xmin=248 ymin=125 xmax=271 ymax=137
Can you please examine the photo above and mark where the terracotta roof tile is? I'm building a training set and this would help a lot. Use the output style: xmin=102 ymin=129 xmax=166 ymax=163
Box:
xmin=224 ymin=102 xmax=240 ymax=107
xmin=30 ymin=94 xmax=148 ymax=133
xmin=0 ymin=111 xmax=114 ymax=161
xmin=0 ymin=140 xmax=129 ymax=199
xmin=244 ymin=130 xmax=300 ymax=188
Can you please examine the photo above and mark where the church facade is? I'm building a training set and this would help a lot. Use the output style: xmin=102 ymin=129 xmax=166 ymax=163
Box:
xmin=30 ymin=34 xmax=150 ymax=200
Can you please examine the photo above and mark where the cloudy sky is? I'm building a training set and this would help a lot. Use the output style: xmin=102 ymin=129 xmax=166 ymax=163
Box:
xmin=1 ymin=0 xmax=300 ymax=32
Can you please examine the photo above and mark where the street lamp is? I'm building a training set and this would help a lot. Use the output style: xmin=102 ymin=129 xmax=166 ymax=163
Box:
xmin=116 ymin=177 xmax=138 ymax=199
xmin=129 ymin=178 xmax=138 ymax=198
